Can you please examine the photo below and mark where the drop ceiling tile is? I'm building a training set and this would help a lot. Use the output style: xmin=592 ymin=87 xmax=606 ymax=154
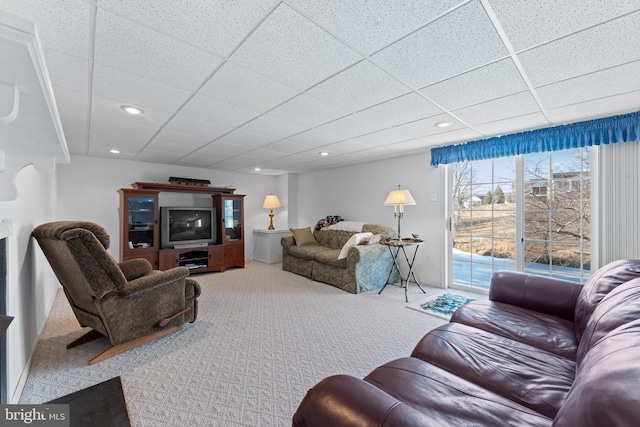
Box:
xmin=536 ymin=60 xmax=640 ymax=110
xmin=546 ymin=90 xmax=640 ymax=125
xmin=519 ymin=11 xmax=640 ymax=87
xmin=421 ymin=58 xmax=528 ymax=111
xmin=197 ymin=62 xmax=299 ymax=114
xmin=490 ymin=0 xmax=640 ymax=51
xmin=164 ymin=115 xmax=233 ymax=141
xmin=179 ymin=94 xmax=260 ymax=128
xmin=52 ymin=86 xmax=89 ymax=118
xmin=289 ymin=0 xmax=464 ymax=55
xmin=61 ymin=124 xmax=88 ymax=155
xmin=94 ymin=9 xmax=221 ymax=91
xmin=90 ymin=95 xmax=173 ymax=128
xmin=260 ymin=155 xmax=314 ymax=169
xmin=210 ymin=154 xmax=262 ymax=170
xmin=3 ymin=0 xmax=90 ymax=58
xmin=378 ymin=139 xmax=431 ymax=152
xmin=354 ymin=93 xmax=443 ymax=128
xmin=152 ymin=129 xmax=213 ymax=147
xmin=320 ymin=140 xmax=373 ymax=155
xmin=262 ymin=140 xmax=314 ymax=154
xmin=90 ymin=116 xmax=158 ymax=141
xmin=98 ymin=0 xmax=274 ymax=57
xmin=453 ymin=91 xmax=541 ymax=126
xmin=315 ymin=114 xmax=383 ymax=140
xmin=475 ymin=112 xmax=548 ymax=137
xmin=246 ymin=148 xmax=285 ymax=162
xmin=239 ymin=115 xmax=307 ymax=141
xmin=371 ymin=0 xmax=508 ymax=88
xmin=43 ymin=49 xmax=89 ymax=93
xmin=348 ymin=128 xmax=412 ymax=148
xmin=266 ymin=94 xmax=350 ymax=129
xmin=420 ymin=128 xmax=484 ymax=146
xmin=201 ymin=141 xmax=253 ymax=155
xmin=178 ymin=149 xmax=234 ymax=165
xmin=135 ymin=149 xmax=184 ymax=163
xmin=307 ymin=60 xmax=411 ymax=112
xmin=217 ymin=129 xmax=277 ymax=147
xmin=145 ymin=140 xmax=197 ymax=154
xmin=174 ymin=158 xmax=214 ymax=168
xmin=93 ymin=65 xmax=191 ymax=113
xmin=228 ymin=3 xmax=361 ymax=90
xmin=281 ymin=129 xmax=342 ymax=147
xmin=58 ymin=110 xmax=88 ymax=133
xmin=88 ymin=130 xmax=149 ymax=154
xmin=392 ymin=114 xmax=466 ymax=139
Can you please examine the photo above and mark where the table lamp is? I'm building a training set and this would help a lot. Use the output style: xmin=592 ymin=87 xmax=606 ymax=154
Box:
xmin=263 ymin=194 xmax=281 ymax=230
xmin=384 ymin=185 xmax=416 ymax=240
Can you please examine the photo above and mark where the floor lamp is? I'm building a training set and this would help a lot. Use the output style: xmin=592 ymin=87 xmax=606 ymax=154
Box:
xmin=384 ymin=185 xmax=416 ymax=240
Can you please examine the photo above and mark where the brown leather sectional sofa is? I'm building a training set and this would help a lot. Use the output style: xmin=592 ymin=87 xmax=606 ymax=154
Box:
xmin=292 ymin=259 xmax=640 ymax=426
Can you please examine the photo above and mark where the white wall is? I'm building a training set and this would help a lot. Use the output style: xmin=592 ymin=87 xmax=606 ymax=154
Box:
xmin=55 ymin=155 xmax=280 ymax=260
xmin=296 ymin=151 xmax=446 ymax=287
xmin=0 ymin=165 xmax=59 ymax=403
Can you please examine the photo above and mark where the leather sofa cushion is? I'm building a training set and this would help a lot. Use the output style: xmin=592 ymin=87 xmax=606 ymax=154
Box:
xmin=554 ymin=318 xmax=640 ymax=427
xmin=364 ymin=357 xmax=553 ymax=427
xmin=314 ymin=249 xmax=347 ymax=268
xmin=576 ymin=277 xmax=640 ymax=364
xmin=411 ymin=322 xmax=575 ymax=419
xmin=288 ymin=244 xmax=332 ymax=260
xmin=574 ymin=259 xmax=640 ymax=340
xmin=451 ymin=300 xmax=578 ymax=360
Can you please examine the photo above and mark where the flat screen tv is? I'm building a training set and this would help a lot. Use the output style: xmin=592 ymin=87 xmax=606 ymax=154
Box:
xmin=160 ymin=207 xmax=216 ymax=249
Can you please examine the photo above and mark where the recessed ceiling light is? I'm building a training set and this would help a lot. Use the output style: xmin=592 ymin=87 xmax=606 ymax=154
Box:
xmin=435 ymin=121 xmax=452 ymax=128
xmin=120 ymin=105 xmax=145 ymax=115
xmin=254 ymin=167 xmax=261 ymax=171
xmin=109 ymin=149 xmax=120 ymax=154
xmin=319 ymin=151 xmax=329 ymax=156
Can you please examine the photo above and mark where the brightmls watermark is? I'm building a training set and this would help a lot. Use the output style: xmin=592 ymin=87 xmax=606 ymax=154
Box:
xmin=0 ymin=405 xmax=69 ymax=426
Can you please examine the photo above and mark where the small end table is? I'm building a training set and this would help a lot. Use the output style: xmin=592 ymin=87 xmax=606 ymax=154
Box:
xmin=379 ymin=239 xmax=426 ymax=302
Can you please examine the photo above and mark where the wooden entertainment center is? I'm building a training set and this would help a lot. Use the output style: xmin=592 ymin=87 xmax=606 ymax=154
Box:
xmin=118 ymin=182 xmax=245 ymax=273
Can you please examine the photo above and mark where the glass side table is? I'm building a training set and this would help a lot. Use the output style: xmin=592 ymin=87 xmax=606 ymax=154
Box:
xmin=379 ymin=239 xmax=426 ymax=302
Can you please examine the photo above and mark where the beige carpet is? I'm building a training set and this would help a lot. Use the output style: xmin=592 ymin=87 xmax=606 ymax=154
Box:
xmin=20 ymin=261 xmax=448 ymax=426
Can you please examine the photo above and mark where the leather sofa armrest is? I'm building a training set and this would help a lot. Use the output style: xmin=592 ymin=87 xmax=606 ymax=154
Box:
xmin=489 ymin=271 xmax=583 ymax=321
xmin=293 ymin=375 xmax=431 ymax=427
xmin=118 ymin=258 xmax=153 ymax=281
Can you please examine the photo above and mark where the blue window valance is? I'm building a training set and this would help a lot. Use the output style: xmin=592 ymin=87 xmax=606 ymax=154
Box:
xmin=430 ymin=111 xmax=640 ymax=167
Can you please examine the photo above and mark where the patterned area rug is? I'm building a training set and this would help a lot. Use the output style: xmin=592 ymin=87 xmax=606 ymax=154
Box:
xmin=407 ymin=291 xmax=477 ymax=320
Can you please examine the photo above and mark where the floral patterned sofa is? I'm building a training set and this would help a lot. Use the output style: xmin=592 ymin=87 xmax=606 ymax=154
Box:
xmin=281 ymin=223 xmax=398 ymax=294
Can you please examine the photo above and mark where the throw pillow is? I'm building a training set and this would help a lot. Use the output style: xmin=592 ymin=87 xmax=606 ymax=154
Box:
xmin=290 ymin=227 xmax=317 ymax=246
xmin=358 ymin=233 xmax=383 ymax=245
xmin=338 ymin=232 xmax=373 ymax=260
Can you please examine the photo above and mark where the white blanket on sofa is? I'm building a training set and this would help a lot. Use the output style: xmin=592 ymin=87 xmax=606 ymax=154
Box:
xmin=325 ymin=221 xmax=366 ymax=232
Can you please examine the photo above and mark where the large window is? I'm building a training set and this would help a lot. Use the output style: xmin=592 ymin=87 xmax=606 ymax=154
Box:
xmin=450 ymin=148 xmax=590 ymax=290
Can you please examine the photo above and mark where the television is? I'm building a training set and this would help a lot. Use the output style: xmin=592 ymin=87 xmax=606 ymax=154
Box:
xmin=160 ymin=207 xmax=216 ymax=249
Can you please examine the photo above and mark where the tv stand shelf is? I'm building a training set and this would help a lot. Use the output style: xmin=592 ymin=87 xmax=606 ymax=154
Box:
xmin=119 ymin=184 xmax=245 ymax=274
xmin=159 ymin=246 xmax=224 ymax=273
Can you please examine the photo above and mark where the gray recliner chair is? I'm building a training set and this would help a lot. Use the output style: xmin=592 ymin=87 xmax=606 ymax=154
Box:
xmin=32 ymin=221 xmax=201 ymax=364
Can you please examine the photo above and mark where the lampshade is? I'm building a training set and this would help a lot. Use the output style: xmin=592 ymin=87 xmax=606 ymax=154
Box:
xmin=262 ymin=194 xmax=281 ymax=209
xmin=384 ymin=186 xmax=416 ymax=206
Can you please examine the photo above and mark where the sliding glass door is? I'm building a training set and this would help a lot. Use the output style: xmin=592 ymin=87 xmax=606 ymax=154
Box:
xmin=451 ymin=157 xmax=516 ymax=291
xmin=449 ymin=148 xmax=590 ymax=291
xmin=523 ymin=149 xmax=590 ymax=281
